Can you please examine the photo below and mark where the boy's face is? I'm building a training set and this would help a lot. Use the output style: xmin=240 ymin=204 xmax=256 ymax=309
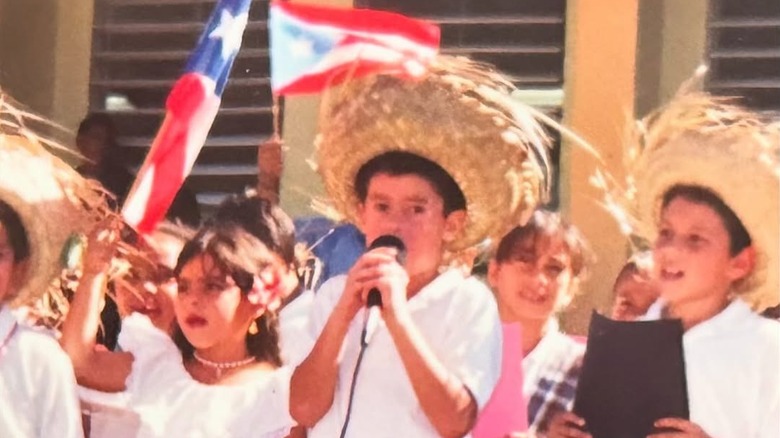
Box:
xmin=358 ymin=173 xmax=464 ymax=278
xmin=653 ymin=196 xmax=752 ymax=307
xmin=0 ymin=223 xmax=23 ymax=303
xmin=488 ymin=237 xmax=574 ymax=324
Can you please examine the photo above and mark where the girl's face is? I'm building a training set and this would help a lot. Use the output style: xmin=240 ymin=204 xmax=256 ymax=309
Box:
xmin=653 ymin=197 xmax=752 ymax=307
xmin=489 ymin=236 xmax=575 ymax=324
xmin=174 ymin=254 xmax=260 ymax=351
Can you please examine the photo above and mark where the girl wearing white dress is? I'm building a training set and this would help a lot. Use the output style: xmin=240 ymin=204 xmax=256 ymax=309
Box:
xmin=61 ymin=221 xmax=296 ymax=437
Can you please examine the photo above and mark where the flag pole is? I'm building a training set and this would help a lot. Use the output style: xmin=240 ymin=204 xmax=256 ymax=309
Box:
xmin=257 ymin=94 xmax=283 ymax=204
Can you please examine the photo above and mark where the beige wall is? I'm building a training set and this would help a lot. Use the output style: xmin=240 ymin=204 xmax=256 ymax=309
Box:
xmin=51 ymin=0 xmax=94 ymax=136
xmin=0 ymin=0 xmax=93 ymax=145
xmin=636 ymin=0 xmax=708 ymax=116
xmin=558 ymin=0 xmax=640 ymax=334
xmin=0 ymin=0 xmax=58 ymax=117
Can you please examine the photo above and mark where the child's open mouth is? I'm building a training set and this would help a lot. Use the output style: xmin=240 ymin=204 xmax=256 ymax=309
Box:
xmin=660 ymin=268 xmax=684 ymax=281
xmin=185 ymin=315 xmax=208 ymax=328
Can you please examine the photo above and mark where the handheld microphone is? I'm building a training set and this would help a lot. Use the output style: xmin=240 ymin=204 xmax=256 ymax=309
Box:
xmin=361 ymin=235 xmax=406 ymax=346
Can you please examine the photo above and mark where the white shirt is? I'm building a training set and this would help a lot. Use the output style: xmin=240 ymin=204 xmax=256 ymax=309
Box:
xmin=0 ymin=306 xmax=82 ymax=438
xmin=279 ymin=289 xmax=315 ymax=365
xmin=306 ymin=269 xmax=502 ymax=438
xmin=645 ymin=299 xmax=780 ymax=438
xmin=80 ymin=314 xmax=294 ymax=438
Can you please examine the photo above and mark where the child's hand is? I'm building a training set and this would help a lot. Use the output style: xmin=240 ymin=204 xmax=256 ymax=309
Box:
xmin=360 ymin=248 xmax=408 ymax=321
xmin=648 ymin=418 xmax=712 ymax=438
xmin=337 ymin=247 xmax=407 ymax=322
xmin=548 ymin=411 xmax=591 ymax=438
xmin=82 ymin=219 xmax=121 ymax=277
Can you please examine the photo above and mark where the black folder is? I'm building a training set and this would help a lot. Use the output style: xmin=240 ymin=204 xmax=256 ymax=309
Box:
xmin=573 ymin=312 xmax=689 ymax=438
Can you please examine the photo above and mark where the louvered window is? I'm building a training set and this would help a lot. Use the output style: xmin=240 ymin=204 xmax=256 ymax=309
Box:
xmin=355 ymin=0 xmax=566 ymax=207
xmin=707 ymin=0 xmax=780 ymax=114
xmin=90 ymin=0 xmax=273 ymax=212
xmin=92 ymin=0 xmax=566 ymax=211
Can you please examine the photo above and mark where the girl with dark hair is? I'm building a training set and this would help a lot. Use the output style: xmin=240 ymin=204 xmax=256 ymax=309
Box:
xmin=61 ymin=221 xmax=295 ymax=437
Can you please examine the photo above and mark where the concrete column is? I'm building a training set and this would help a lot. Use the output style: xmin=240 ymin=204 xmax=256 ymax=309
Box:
xmin=559 ymin=0 xmax=640 ymax=334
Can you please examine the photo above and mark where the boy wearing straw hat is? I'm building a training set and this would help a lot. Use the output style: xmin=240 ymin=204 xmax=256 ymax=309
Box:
xmin=290 ymin=56 xmax=552 ymax=438
xmin=0 ymin=193 xmax=82 ymax=437
xmin=549 ymin=93 xmax=780 ymax=438
xmin=0 ymin=96 xmax=114 ymax=436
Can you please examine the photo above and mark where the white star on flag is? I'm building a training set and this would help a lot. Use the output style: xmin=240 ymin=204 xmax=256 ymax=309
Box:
xmin=290 ymin=37 xmax=315 ymax=59
xmin=209 ymin=9 xmax=249 ymax=59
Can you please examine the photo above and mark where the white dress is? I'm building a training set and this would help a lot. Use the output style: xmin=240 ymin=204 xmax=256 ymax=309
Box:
xmin=80 ymin=314 xmax=295 ymax=438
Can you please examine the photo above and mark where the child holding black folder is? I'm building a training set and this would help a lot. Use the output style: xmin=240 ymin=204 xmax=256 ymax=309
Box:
xmin=549 ymin=92 xmax=780 ymax=438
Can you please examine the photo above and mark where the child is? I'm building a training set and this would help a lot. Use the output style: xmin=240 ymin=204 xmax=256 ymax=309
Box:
xmin=0 ymin=201 xmax=83 ymax=437
xmin=211 ymin=191 xmax=315 ymax=365
xmin=290 ymin=56 xmax=553 ymax=437
xmin=610 ymin=251 xmax=658 ymax=321
xmin=549 ymin=92 xmax=780 ymax=438
xmin=113 ymin=221 xmax=195 ymax=334
xmin=0 ymin=118 xmax=109 ymax=437
xmin=61 ymin=221 xmax=296 ymax=437
xmin=487 ymin=209 xmax=589 ymax=435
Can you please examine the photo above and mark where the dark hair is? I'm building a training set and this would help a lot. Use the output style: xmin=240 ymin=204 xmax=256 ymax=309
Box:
xmin=494 ymin=209 xmax=589 ymax=279
xmin=354 ymin=151 xmax=466 ymax=216
xmin=662 ymin=185 xmax=751 ymax=256
xmin=173 ymin=224 xmax=282 ymax=367
xmin=612 ymin=251 xmax=653 ymax=292
xmin=77 ymin=113 xmax=117 ymax=140
xmin=154 ymin=220 xmax=196 ymax=244
xmin=212 ymin=193 xmax=297 ymax=269
xmin=0 ymin=200 xmax=29 ymax=262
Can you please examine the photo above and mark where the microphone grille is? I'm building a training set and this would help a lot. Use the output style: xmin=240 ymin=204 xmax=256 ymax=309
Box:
xmin=368 ymin=234 xmax=406 ymax=265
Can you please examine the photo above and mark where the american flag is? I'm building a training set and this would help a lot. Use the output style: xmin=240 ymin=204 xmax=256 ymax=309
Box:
xmin=122 ymin=0 xmax=251 ymax=234
xmin=269 ymin=2 xmax=440 ymax=95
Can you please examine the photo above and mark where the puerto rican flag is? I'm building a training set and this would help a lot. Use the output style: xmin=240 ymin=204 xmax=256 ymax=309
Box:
xmin=122 ymin=0 xmax=250 ymax=234
xmin=269 ymin=2 xmax=440 ymax=95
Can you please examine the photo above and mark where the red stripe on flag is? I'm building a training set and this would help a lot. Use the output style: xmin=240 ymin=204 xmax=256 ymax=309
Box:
xmin=274 ymin=62 xmax=411 ymax=95
xmin=122 ymin=73 xmax=220 ymax=234
xmin=271 ymin=1 xmax=439 ymax=48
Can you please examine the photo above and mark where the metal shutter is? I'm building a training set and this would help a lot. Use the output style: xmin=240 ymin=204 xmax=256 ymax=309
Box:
xmin=90 ymin=0 xmax=273 ymax=213
xmin=707 ymin=0 xmax=780 ymax=114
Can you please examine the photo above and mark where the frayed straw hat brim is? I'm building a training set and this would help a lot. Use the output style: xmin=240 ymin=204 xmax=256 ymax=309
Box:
xmin=632 ymin=95 xmax=780 ymax=311
xmin=0 ymin=135 xmax=99 ymax=308
xmin=315 ymin=56 xmax=552 ymax=251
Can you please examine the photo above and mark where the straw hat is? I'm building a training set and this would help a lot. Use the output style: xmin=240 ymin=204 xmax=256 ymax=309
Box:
xmin=315 ymin=56 xmax=553 ymax=251
xmin=0 ymin=131 xmax=105 ymax=309
xmin=628 ymin=94 xmax=780 ymax=311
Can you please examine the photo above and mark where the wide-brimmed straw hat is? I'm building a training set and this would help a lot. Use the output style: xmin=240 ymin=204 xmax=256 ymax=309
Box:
xmin=314 ymin=56 xmax=553 ymax=251
xmin=0 ymin=130 xmax=105 ymax=309
xmin=628 ymin=94 xmax=780 ymax=311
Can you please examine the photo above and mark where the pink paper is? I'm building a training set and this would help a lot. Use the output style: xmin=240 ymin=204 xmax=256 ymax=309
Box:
xmin=472 ymin=322 xmax=528 ymax=438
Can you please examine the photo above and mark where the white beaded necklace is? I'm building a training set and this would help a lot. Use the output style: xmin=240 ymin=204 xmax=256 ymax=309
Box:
xmin=192 ymin=351 xmax=256 ymax=378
